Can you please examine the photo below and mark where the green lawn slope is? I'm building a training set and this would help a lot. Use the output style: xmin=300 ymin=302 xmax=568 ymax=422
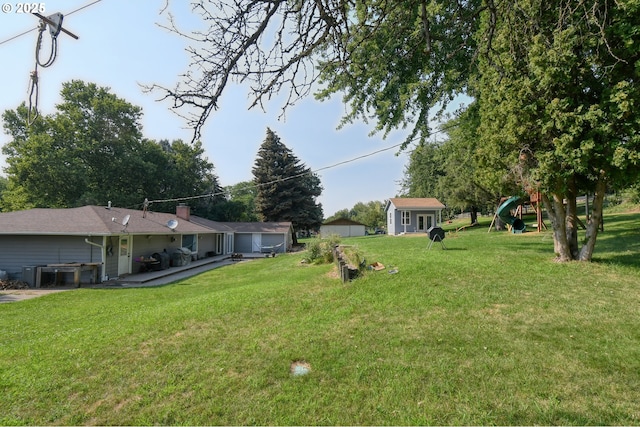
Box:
xmin=1 ymin=211 xmax=639 ymax=425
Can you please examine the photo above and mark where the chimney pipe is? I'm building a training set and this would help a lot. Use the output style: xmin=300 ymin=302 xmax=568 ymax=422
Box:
xmin=176 ymin=203 xmax=190 ymax=221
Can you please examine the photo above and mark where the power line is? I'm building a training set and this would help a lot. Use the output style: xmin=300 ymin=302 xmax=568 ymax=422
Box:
xmin=145 ymin=121 xmax=457 ymax=205
xmin=144 ymin=123 xmax=460 ymax=207
xmin=0 ymin=0 xmax=102 ymax=47
xmin=0 ymin=27 xmax=37 ymax=46
xmin=145 ymin=141 xmax=409 ymax=206
xmin=67 ymin=0 xmax=102 ymax=16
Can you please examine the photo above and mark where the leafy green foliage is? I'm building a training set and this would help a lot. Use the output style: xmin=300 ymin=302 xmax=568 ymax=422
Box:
xmin=303 ymin=234 xmax=342 ymax=264
xmin=209 ymin=181 xmax=259 ymax=222
xmin=1 ymin=81 xmax=222 ymax=212
xmin=316 ymin=0 xmax=484 ymax=146
xmin=474 ymin=0 xmax=640 ymax=260
xmin=325 ymin=200 xmax=386 ymax=230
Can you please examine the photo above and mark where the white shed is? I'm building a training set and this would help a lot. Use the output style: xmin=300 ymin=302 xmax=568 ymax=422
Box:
xmin=320 ymin=218 xmax=367 ymax=238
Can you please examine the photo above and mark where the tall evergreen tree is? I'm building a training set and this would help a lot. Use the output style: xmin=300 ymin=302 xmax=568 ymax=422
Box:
xmin=252 ymin=128 xmax=323 ymax=243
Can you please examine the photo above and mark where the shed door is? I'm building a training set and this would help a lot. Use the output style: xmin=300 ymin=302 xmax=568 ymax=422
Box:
xmin=417 ymin=215 xmax=434 ymax=232
xmin=118 ymin=236 xmax=131 ymax=276
xmin=252 ymin=233 xmax=262 ymax=253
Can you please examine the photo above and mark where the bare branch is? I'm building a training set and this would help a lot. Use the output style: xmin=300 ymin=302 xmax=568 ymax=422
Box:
xmin=148 ymin=0 xmax=348 ymax=142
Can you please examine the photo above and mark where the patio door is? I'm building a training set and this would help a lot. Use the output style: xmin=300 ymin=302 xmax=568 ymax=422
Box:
xmin=216 ymin=234 xmax=224 ymax=255
xmin=118 ymin=235 xmax=131 ymax=276
xmin=417 ymin=215 xmax=435 ymax=232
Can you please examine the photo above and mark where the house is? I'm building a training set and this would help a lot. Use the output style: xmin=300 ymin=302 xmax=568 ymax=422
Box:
xmin=385 ymin=198 xmax=445 ymax=236
xmin=0 ymin=203 xmax=293 ymax=286
xmin=219 ymin=221 xmax=293 ymax=254
xmin=319 ymin=218 xmax=367 ymax=238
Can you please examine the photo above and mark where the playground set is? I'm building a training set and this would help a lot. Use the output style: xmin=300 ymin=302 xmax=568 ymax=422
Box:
xmin=489 ymin=191 xmax=547 ymax=233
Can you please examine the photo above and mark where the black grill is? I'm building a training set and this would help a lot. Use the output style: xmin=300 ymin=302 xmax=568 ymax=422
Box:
xmin=427 ymin=226 xmax=446 ymax=250
xmin=427 ymin=226 xmax=445 ymax=241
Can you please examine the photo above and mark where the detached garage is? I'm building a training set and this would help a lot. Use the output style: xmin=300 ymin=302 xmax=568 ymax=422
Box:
xmin=320 ymin=218 xmax=367 ymax=238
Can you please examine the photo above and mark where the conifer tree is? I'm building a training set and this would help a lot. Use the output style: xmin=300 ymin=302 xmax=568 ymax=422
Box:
xmin=252 ymin=128 xmax=323 ymax=243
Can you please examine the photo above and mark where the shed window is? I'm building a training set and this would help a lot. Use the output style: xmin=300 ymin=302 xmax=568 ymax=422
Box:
xmin=401 ymin=211 xmax=410 ymax=225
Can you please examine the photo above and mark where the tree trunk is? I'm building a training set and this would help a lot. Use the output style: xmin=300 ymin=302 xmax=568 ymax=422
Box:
xmin=542 ymin=175 xmax=606 ymax=262
xmin=565 ymin=179 xmax=579 ymax=259
xmin=542 ymin=192 xmax=574 ymax=261
xmin=470 ymin=206 xmax=478 ymax=225
xmin=579 ymin=177 xmax=607 ymax=261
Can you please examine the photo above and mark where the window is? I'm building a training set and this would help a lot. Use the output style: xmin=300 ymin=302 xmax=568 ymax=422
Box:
xmin=401 ymin=211 xmax=410 ymax=225
xmin=182 ymin=234 xmax=197 ymax=252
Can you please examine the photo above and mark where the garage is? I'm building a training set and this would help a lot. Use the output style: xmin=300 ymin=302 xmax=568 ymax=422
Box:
xmin=320 ymin=218 xmax=367 ymax=238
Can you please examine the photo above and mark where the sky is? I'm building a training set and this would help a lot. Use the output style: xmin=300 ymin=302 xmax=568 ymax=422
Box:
xmin=0 ymin=1 xmax=452 ymax=217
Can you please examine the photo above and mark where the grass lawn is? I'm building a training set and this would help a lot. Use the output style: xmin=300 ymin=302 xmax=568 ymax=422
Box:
xmin=1 ymin=211 xmax=639 ymax=425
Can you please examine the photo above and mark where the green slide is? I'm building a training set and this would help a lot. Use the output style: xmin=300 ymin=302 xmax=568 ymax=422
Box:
xmin=497 ymin=196 xmax=527 ymax=233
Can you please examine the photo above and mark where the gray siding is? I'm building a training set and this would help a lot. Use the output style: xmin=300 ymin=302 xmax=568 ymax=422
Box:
xmin=197 ymin=234 xmax=219 ymax=257
xmin=262 ymin=234 xmax=286 ymax=253
xmin=0 ymin=235 xmax=102 ymax=282
xmin=388 ymin=208 xmax=439 ymax=235
xmin=234 ymin=234 xmax=252 ymax=253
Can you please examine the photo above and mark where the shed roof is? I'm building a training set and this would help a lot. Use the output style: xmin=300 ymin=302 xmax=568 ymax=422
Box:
xmin=387 ymin=198 xmax=445 ymax=210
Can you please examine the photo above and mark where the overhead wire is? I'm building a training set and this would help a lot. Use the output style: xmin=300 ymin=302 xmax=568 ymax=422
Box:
xmin=143 ymin=122 xmax=461 ymax=208
xmin=28 ymin=19 xmax=59 ymax=122
xmin=1 ymin=0 xmax=457 ymax=211
xmin=0 ymin=0 xmax=103 ymax=123
xmin=0 ymin=0 xmax=102 ymax=46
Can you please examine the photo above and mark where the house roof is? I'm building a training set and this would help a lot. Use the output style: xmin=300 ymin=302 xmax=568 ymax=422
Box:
xmin=188 ymin=216 xmax=235 ymax=233
xmin=0 ymin=205 xmax=224 ymax=236
xmin=221 ymin=222 xmax=293 ymax=234
xmin=0 ymin=205 xmax=295 ymax=236
xmin=387 ymin=197 xmax=445 ymax=210
xmin=322 ymin=218 xmax=366 ymax=226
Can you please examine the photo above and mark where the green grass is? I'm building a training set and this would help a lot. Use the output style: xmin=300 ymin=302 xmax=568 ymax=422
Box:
xmin=1 ymin=212 xmax=640 ymax=425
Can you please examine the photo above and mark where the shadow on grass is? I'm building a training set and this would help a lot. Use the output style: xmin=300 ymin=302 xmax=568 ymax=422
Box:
xmin=427 ymin=247 xmax=468 ymax=251
xmin=477 ymin=212 xmax=639 ymax=269
xmin=589 ymin=213 xmax=640 ymax=269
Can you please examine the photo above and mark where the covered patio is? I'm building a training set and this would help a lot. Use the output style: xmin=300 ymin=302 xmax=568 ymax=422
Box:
xmin=100 ymin=252 xmax=269 ymax=288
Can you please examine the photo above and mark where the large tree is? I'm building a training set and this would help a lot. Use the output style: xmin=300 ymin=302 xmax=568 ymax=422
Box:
xmin=252 ymin=128 xmax=323 ymax=242
xmin=208 ymin=181 xmax=259 ymax=222
xmin=400 ymin=105 xmax=507 ymax=224
xmin=155 ymin=1 xmax=639 ymax=261
xmin=150 ymin=139 xmax=225 ymax=217
xmin=1 ymin=81 xmax=222 ymax=212
xmin=474 ymin=0 xmax=640 ymax=261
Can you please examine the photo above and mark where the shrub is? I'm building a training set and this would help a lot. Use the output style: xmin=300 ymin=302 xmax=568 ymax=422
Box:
xmin=339 ymin=245 xmax=365 ymax=269
xmin=303 ymin=234 xmax=342 ymax=264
